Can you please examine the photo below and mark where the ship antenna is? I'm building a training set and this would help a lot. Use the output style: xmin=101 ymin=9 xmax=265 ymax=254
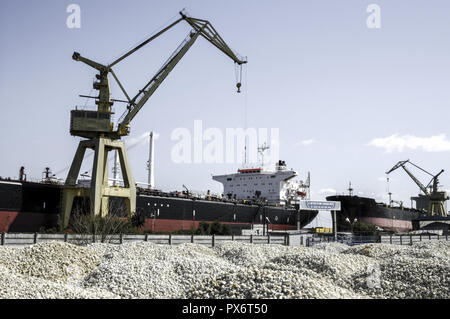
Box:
xmin=348 ymin=182 xmax=353 ymax=196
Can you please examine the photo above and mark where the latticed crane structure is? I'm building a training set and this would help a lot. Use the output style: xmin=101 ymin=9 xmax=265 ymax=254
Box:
xmin=386 ymin=160 xmax=448 ymax=217
xmin=60 ymin=11 xmax=247 ymax=229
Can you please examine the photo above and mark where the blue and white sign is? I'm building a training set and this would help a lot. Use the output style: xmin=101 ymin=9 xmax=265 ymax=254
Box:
xmin=300 ymin=200 xmax=341 ymax=211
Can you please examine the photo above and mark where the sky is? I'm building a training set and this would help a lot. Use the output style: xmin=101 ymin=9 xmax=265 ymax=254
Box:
xmin=1 ymin=0 xmax=450 ymax=227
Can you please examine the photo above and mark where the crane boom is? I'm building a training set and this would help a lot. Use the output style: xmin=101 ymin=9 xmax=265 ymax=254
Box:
xmin=108 ymin=17 xmax=184 ymax=68
xmin=115 ymin=11 xmax=247 ymax=136
xmin=386 ymin=160 xmax=430 ymax=195
xmin=181 ymin=13 xmax=246 ymax=65
xmin=401 ymin=165 xmax=429 ymax=196
xmin=116 ymin=31 xmax=201 ymax=135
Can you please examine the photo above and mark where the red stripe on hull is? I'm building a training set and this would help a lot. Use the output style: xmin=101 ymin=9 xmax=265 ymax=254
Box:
xmin=0 ymin=211 xmax=19 ymax=232
xmin=359 ymin=216 xmax=413 ymax=232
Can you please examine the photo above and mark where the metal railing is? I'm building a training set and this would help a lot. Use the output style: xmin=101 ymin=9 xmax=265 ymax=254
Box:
xmin=306 ymin=235 xmax=378 ymax=247
xmin=0 ymin=233 xmax=288 ymax=247
xmin=2 ymin=232 xmax=447 ymax=248
xmin=306 ymin=234 xmax=449 ymax=247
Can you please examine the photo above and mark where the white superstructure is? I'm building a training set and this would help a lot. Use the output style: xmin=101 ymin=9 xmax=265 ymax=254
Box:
xmin=213 ymin=160 xmax=310 ymax=206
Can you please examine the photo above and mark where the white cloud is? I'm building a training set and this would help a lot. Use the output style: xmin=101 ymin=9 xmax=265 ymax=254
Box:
xmin=368 ymin=134 xmax=450 ymax=153
xmin=296 ymin=139 xmax=316 ymax=147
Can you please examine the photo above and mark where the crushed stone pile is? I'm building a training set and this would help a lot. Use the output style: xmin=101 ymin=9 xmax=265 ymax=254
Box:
xmin=0 ymin=240 xmax=448 ymax=299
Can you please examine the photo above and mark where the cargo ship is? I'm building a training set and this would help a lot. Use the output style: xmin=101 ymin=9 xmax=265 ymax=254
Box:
xmin=326 ymin=189 xmax=428 ymax=232
xmin=0 ymin=160 xmax=318 ymax=233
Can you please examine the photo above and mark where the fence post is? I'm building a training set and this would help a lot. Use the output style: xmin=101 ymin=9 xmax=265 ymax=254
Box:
xmin=250 ymin=235 xmax=253 ymax=244
xmin=191 ymin=234 xmax=194 ymax=244
xmin=410 ymin=235 xmax=413 ymax=246
xmin=120 ymin=233 xmax=123 ymax=244
xmin=390 ymin=235 xmax=392 ymax=244
xmin=212 ymin=234 xmax=215 ymax=247
xmin=400 ymin=235 xmax=402 ymax=245
xmin=64 ymin=233 xmax=68 ymax=243
xmin=268 ymin=234 xmax=271 ymax=244
xmin=169 ymin=234 xmax=172 ymax=246
xmin=33 ymin=232 xmax=38 ymax=244
xmin=145 ymin=234 xmax=148 ymax=242
xmin=420 ymin=234 xmax=422 ymax=242
xmin=232 ymin=234 xmax=235 ymax=242
xmin=1 ymin=233 xmax=4 ymax=246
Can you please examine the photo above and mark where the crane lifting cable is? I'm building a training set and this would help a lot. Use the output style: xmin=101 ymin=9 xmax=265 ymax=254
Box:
xmin=235 ymin=62 xmax=243 ymax=93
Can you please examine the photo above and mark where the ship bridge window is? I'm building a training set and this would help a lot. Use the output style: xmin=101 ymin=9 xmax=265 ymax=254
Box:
xmin=271 ymin=175 xmax=275 ymax=178
xmin=227 ymin=178 xmax=232 ymax=181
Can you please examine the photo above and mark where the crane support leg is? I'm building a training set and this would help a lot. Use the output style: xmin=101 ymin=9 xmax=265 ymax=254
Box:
xmin=59 ymin=137 xmax=136 ymax=230
xmin=429 ymin=201 xmax=446 ymax=217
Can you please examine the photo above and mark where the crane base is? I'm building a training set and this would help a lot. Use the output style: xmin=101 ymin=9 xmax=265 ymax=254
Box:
xmin=60 ymin=137 xmax=136 ymax=230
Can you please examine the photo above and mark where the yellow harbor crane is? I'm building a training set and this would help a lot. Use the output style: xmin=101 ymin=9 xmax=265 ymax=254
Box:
xmin=386 ymin=160 xmax=448 ymax=217
xmin=60 ymin=11 xmax=247 ymax=229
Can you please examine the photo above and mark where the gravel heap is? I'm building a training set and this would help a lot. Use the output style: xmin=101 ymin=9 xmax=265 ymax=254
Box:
xmin=0 ymin=240 xmax=448 ymax=299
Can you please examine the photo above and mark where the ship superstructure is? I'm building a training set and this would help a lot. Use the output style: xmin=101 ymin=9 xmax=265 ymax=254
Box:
xmin=213 ymin=160 xmax=310 ymax=206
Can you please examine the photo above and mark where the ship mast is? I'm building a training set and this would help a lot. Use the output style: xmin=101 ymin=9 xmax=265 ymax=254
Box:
xmin=147 ymin=131 xmax=155 ymax=189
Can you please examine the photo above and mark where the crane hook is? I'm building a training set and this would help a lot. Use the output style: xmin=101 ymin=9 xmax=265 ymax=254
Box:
xmin=235 ymin=63 xmax=243 ymax=93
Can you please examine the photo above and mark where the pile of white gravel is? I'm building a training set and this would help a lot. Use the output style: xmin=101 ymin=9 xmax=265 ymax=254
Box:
xmin=0 ymin=240 xmax=448 ymax=299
